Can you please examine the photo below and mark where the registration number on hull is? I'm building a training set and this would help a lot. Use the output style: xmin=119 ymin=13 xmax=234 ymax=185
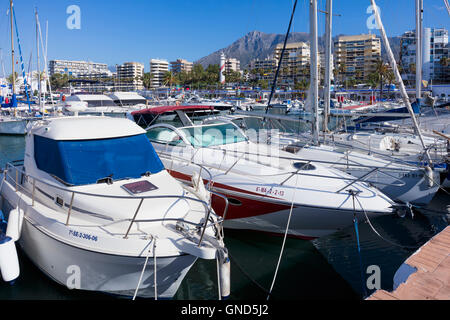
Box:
xmin=69 ymin=229 xmax=98 ymax=242
xmin=255 ymin=186 xmax=285 ymax=197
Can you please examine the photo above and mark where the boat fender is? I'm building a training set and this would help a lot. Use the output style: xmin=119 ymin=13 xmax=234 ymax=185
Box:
xmin=6 ymin=208 xmax=24 ymax=242
xmin=217 ymin=248 xmax=230 ymax=299
xmin=0 ymin=233 xmax=20 ymax=283
xmin=191 ymin=172 xmax=210 ymax=203
xmin=424 ymin=166 xmax=434 ymax=188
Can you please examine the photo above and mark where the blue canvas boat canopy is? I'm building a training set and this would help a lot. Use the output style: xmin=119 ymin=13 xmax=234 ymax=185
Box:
xmin=0 ymin=94 xmax=18 ymax=108
xmin=34 ymin=133 xmax=164 ymax=186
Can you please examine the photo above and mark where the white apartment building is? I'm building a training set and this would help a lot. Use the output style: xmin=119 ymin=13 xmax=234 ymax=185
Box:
xmin=49 ymin=59 xmax=109 ymax=77
xmin=400 ymin=28 xmax=449 ymax=84
xmin=117 ymin=62 xmax=145 ymax=91
xmin=423 ymin=28 xmax=448 ymax=83
xmin=225 ymin=58 xmax=241 ymax=73
xmin=319 ymin=52 xmax=334 ymax=81
xmin=150 ymin=59 xmax=169 ymax=88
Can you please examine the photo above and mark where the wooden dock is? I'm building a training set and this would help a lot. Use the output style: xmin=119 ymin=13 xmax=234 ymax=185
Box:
xmin=367 ymin=226 xmax=450 ymax=300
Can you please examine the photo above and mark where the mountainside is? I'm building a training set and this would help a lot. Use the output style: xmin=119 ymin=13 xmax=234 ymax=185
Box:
xmin=195 ymin=30 xmax=401 ymax=69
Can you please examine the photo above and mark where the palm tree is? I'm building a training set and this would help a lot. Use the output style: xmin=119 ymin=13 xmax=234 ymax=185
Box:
xmin=163 ymin=71 xmax=177 ymax=89
xmin=7 ymin=72 xmax=20 ymax=87
xmin=385 ymin=69 xmax=395 ymax=97
xmin=142 ymin=72 xmax=153 ymax=89
xmin=374 ymin=59 xmax=388 ymax=100
xmin=337 ymin=64 xmax=346 ymax=87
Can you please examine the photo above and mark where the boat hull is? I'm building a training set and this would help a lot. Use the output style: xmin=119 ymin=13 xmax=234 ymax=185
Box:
xmin=0 ymin=119 xmax=27 ymax=135
xmin=1 ymin=196 xmax=197 ymax=299
xmin=168 ymin=169 xmax=390 ymax=239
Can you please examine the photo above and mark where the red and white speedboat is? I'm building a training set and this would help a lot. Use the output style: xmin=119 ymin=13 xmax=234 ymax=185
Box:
xmin=129 ymin=106 xmax=397 ymax=239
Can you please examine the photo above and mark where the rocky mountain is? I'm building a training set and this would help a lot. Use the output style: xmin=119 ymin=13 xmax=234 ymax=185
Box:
xmin=195 ymin=30 xmax=402 ymax=69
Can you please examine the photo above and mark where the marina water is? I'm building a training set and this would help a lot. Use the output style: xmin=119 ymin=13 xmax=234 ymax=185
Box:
xmin=0 ymin=133 xmax=448 ymax=300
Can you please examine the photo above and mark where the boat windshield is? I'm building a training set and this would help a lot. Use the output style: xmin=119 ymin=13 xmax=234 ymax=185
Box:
xmin=86 ymin=100 xmax=117 ymax=107
xmin=34 ymin=134 xmax=164 ymax=186
xmin=179 ymin=122 xmax=247 ymax=148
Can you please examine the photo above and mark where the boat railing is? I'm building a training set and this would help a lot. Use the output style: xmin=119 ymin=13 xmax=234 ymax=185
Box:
xmin=2 ymin=161 xmax=229 ymax=247
xmin=156 ymin=146 xmax=407 ymax=191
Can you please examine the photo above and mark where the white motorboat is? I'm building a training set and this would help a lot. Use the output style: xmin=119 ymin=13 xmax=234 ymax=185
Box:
xmin=0 ymin=115 xmax=28 ymax=135
xmin=131 ymin=105 xmax=396 ymax=239
xmin=208 ymin=113 xmax=440 ymax=206
xmin=107 ymin=92 xmax=148 ymax=109
xmin=60 ymin=94 xmax=143 ymax=117
xmin=273 ymin=134 xmax=440 ymax=206
xmin=0 ymin=116 xmax=229 ymax=299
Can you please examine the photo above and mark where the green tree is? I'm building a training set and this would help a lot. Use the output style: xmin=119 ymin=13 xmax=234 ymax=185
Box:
xmin=7 ymin=72 xmax=20 ymax=87
xmin=50 ymin=73 xmax=69 ymax=90
xmin=142 ymin=72 xmax=153 ymax=89
xmin=374 ymin=59 xmax=388 ymax=98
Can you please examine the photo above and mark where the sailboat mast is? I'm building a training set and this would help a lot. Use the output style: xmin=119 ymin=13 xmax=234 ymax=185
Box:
xmin=370 ymin=0 xmax=432 ymax=165
xmin=310 ymin=0 xmax=319 ymax=144
xmin=35 ymin=8 xmax=42 ymax=110
xmin=415 ymin=0 xmax=423 ymax=100
xmin=10 ymin=0 xmax=15 ymax=95
xmin=323 ymin=0 xmax=333 ymax=132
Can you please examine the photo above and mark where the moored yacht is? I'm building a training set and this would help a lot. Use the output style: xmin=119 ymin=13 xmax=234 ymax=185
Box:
xmin=131 ymin=105 xmax=397 ymax=239
xmin=0 ymin=116 xmax=229 ymax=298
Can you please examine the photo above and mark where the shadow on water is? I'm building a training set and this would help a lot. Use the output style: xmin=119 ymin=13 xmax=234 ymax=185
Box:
xmin=0 ymin=135 xmax=25 ymax=170
xmin=312 ymin=193 xmax=449 ymax=299
xmin=175 ymin=229 xmax=359 ymax=300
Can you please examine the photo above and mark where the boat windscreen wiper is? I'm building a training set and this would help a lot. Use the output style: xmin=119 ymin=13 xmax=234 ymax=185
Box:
xmin=96 ymin=174 xmax=114 ymax=185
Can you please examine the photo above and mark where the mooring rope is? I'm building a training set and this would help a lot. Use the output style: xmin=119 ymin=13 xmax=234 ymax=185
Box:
xmin=132 ymin=237 xmax=154 ymax=300
xmin=349 ymin=190 xmax=368 ymax=298
xmin=353 ymin=196 xmax=421 ymax=250
xmin=227 ymin=251 xmax=271 ymax=296
xmin=266 ymin=173 xmax=300 ymax=300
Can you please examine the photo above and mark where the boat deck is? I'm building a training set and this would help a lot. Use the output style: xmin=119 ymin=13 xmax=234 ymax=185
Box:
xmin=367 ymin=226 xmax=450 ymax=300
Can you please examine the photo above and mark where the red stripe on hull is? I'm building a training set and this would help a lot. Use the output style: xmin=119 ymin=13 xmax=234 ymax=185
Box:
xmin=167 ymin=169 xmax=293 ymax=220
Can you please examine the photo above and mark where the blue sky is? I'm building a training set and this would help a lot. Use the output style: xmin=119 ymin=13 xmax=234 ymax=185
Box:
xmin=0 ymin=0 xmax=449 ymax=73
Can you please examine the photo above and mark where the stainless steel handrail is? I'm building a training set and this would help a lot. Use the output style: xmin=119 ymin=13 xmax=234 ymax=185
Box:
xmin=3 ymin=162 xmax=228 ymax=246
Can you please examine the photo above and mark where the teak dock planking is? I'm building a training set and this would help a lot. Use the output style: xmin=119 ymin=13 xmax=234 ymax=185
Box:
xmin=367 ymin=226 xmax=450 ymax=300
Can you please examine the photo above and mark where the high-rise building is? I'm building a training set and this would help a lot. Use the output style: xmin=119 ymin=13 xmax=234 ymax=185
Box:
xmin=224 ymin=57 xmax=241 ymax=73
xmin=400 ymin=28 xmax=449 ymax=84
xmin=116 ymin=62 xmax=145 ymax=91
xmin=399 ymin=30 xmax=417 ymax=82
xmin=170 ymin=59 xmax=193 ymax=74
xmin=49 ymin=59 xmax=109 ymax=77
xmin=248 ymin=57 xmax=277 ymax=82
xmin=334 ymin=34 xmax=381 ymax=82
xmin=423 ymin=28 xmax=448 ymax=84
xmin=319 ymin=52 xmax=334 ymax=82
xmin=273 ymin=42 xmax=311 ymax=85
xmin=150 ymin=59 xmax=169 ymax=88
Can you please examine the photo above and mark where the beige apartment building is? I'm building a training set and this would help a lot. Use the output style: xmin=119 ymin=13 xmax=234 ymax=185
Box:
xmin=248 ymin=57 xmax=277 ymax=82
xmin=273 ymin=42 xmax=312 ymax=85
xmin=170 ymin=59 xmax=193 ymax=74
xmin=334 ymin=34 xmax=381 ymax=83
